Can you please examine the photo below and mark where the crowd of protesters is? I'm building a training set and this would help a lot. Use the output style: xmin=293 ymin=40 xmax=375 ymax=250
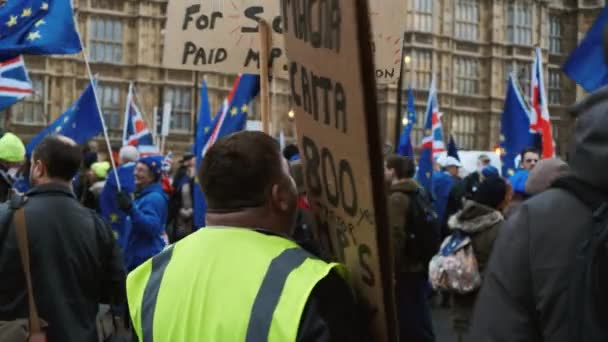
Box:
xmin=0 ymin=82 xmax=605 ymax=342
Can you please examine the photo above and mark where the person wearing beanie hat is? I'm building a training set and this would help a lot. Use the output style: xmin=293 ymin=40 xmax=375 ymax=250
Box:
xmin=0 ymin=132 xmax=26 ymax=202
xmin=116 ymin=155 xmax=168 ymax=271
xmin=447 ymin=175 xmax=510 ymax=340
xmin=88 ymin=161 xmax=110 ymax=202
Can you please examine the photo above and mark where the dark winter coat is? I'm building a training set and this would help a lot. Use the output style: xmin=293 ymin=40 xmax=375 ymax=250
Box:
xmin=471 ymin=85 xmax=608 ymax=342
xmin=0 ymin=183 xmax=126 ymax=342
xmin=388 ymin=178 xmax=424 ymax=273
xmin=447 ymin=200 xmax=503 ymax=334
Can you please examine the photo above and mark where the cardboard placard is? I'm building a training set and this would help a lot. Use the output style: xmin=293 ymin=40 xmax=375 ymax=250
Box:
xmin=282 ymin=1 xmax=396 ymax=340
xmin=369 ymin=0 xmax=406 ymax=83
xmin=162 ymin=0 xmax=404 ymax=83
xmin=163 ymin=0 xmax=286 ymax=76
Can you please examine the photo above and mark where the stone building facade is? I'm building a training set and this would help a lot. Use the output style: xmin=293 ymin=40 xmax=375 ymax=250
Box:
xmin=2 ymin=0 xmax=606 ymax=157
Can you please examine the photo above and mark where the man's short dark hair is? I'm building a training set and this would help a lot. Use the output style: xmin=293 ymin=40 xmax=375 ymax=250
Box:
xmin=199 ymin=131 xmax=285 ymax=211
xmin=520 ymin=147 xmax=540 ymax=161
xmin=32 ymin=135 xmax=82 ymax=181
xmin=386 ymin=155 xmax=416 ymax=179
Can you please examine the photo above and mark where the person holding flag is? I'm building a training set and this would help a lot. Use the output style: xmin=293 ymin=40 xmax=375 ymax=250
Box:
xmin=116 ymin=155 xmax=168 ymax=272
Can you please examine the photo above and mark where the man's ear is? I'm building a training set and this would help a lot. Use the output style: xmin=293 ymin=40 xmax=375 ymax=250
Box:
xmin=271 ymin=183 xmax=290 ymax=212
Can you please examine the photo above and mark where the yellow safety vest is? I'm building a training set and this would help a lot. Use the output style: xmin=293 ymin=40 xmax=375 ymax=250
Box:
xmin=127 ymin=227 xmax=340 ymax=342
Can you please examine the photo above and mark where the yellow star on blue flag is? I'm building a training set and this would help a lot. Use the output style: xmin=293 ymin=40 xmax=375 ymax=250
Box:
xmin=26 ymin=80 xmax=103 ymax=154
xmin=230 ymin=107 xmax=238 ymax=116
xmin=0 ymin=0 xmax=82 ymax=59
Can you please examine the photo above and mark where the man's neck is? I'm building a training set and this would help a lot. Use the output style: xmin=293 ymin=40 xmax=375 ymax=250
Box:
xmin=206 ymin=208 xmax=286 ymax=236
xmin=34 ymin=178 xmax=72 ymax=189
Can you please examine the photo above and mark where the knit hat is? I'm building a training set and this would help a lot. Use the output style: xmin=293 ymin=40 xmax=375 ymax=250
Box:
xmin=525 ymin=158 xmax=570 ymax=195
xmin=472 ymin=176 xmax=507 ymax=210
xmin=91 ymin=161 xmax=111 ymax=179
xmin=0 ymin=133 xmax=25 ymax=163
xmin=138 ymin=155 xmax=164 ymax=181
xmin=481 ymin=165 xmax=500 ymax=179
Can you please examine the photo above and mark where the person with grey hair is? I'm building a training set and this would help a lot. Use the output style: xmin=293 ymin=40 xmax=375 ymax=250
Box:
xmin=119 ymin=145 xmax=139 ymax=164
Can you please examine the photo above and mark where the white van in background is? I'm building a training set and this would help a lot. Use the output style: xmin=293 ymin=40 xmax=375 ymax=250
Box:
xmin=435 ymin=150 xmax=502 ymax=177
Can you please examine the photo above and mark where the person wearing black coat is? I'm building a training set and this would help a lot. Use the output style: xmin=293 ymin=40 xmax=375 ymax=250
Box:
xmin=0 ymin=135 xmax=126 ymax=342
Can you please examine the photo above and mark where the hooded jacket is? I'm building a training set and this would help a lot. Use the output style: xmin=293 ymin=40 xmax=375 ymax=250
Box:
xmin=123 ymin=182 xmax=168 ymax=271
xmin=471 ymin=86 xmax=608 ymax=342
xmin=448 ymin=200 xmax=503 ymax=333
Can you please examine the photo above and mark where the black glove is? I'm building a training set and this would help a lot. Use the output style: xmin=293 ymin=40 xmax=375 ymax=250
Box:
xmin=116 ymin=192 xmax=133 ymax=212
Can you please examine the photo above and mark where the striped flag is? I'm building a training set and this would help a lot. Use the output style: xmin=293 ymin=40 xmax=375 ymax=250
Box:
xmin=122 ymin=84 xmax=159 ymax=156
xmin=0 ymin=55 xmax=32 ymax=111
xmin=530 ymin=47 xmax=555 ymax=158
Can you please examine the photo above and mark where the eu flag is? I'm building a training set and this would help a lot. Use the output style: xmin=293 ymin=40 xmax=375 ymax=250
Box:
xmin=418 ymin=79 xmax=437 ymax=197
xmin=193 ymin=80 xmax=212 ymax=230
xmin=397 ymin=86 xmax=416 ymax=157
xmin=563 ymin=7 xmax=608 ymax=92
xmin=99 ymin=162 xmax=136 ymax=250
xmin=26 ymin=81 xmax=102 ymax=153
xmin=501 ymin=75 xmax=533 ymax=177
xmin=0 ymin=0 xmax=82 ymax=59
xmin=447 ymin=134 xmax=461 ymax=161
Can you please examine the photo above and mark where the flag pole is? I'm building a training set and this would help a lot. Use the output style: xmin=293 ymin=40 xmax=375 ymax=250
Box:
xmin=76 ymin=30 xmax=122 ymax=191
xmin=122 ymin=82 xmax=132 ymax=146
xmin=259 ymin=20 xmax=271 ymax=134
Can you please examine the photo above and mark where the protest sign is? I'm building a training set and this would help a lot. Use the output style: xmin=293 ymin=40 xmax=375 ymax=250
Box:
xmin=162 ymin=0 xmax=404 ymax=83
xmin=282 ymin=0 xmax=396 ymax=340
xmin=163 ymin=0 xmax=287 ymax=76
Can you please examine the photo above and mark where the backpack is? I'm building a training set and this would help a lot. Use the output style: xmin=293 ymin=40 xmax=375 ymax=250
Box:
xmin=553 ymin=177 xmax=608 ymax=342
xmin=428 ymin=231 xmax=481 ymax=294
xmin=395 ymin=187 xmax=441 ymax=267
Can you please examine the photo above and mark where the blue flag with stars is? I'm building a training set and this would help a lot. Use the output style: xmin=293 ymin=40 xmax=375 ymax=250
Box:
xmin=0 ymin=0 xmax=82 ymax=59
xmin=192 ymin=79 xmax=211 ymax=230
xmin=417 ymin=79 xmax=437 ymax=198
xmin=26 ymin=81 xmax=102 ymax=154
xmin=397 ymin=86 xmax=416 ymax=157
xmin=562 ymin=6 xmax=608 ymax=93
xmin=501 ymin=75 xmax=533 ymax=177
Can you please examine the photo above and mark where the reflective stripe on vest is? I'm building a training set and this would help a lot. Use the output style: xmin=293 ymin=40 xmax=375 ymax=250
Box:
xmin=141 ymin=246 xmax=174 ymax=342
xmin=245 ymin=247 xmax=311 ymax=341
xmin=128 ymin=228 xmax=339 ymax=341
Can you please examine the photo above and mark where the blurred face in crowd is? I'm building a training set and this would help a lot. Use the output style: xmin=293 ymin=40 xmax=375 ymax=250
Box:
xmin=477 ymin=157 xmax=491 ymax=171
xmin=134 ymin=162 xmax=155 ymax=188
xmin=384 ymin=163 xmax=396 ymax=183
xmin=522 ymin=151 xmax=540 ymax=171
xmin=446 ymin=165 xmax=459 ymax=177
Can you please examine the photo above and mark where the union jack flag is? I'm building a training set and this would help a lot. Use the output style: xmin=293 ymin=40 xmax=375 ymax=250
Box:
xmin=122 ymin=83 xmax=158 ymax=156
xmin=419 ymin=78 xmax=441 ymax=196
xmin=530 ymin=47 xmax=555 ymax=158
xmin=0 ymin=55 xmax=32 ymax=111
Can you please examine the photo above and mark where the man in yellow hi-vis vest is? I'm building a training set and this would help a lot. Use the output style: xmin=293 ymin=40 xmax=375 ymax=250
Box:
xmin=126 ymin=131 xmax=364 ymax=341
